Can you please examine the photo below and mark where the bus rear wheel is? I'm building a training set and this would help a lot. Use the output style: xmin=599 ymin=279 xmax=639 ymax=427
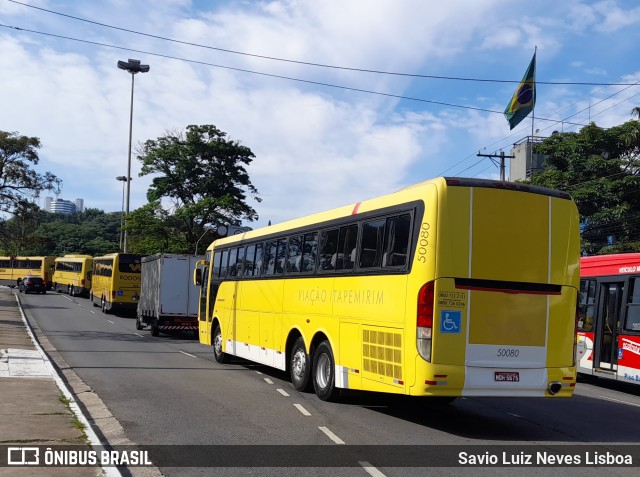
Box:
xmin=313 ymin=341 xmax=340 ymax=402
xmin=101 ymin=298 xmax=110 ymax=314
xmin=212 ymin=324 xmax=228 ymax=363
xmin=290 ymin=337 xmax=312 ymax=392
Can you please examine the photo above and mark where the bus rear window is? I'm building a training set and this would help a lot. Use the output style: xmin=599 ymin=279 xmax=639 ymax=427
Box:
xmin=118 ymin=254 xmax=142 ymax=273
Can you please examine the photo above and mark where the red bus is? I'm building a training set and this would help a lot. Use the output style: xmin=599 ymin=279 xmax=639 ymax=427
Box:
xmin=577 ymin=253 xmax=640 ymax=385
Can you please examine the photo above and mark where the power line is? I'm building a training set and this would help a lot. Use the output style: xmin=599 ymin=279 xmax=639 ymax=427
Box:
xmin=7 ymin=0 xmax=640 ymax=87
xmin=0 ymin=23 xmax=593 ymax=126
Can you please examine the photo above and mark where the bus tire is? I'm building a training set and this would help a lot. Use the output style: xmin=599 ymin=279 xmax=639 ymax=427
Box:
xmin=212 ymin=324 xmax=228 ymax=363
xmin=151 ymin=318 xmax=160 ymax=337
xmin=91 ymin=293 xmax=98 ymax=307
xmin=290 ymin=337 xmax=312 ymax=392
xmin=135 ymin=315 xmax=144 ymax=331
xmin=313 ymin=340 xmax=340 ymax=402
xmin=101 ymin=298 xmax=110 ymax=314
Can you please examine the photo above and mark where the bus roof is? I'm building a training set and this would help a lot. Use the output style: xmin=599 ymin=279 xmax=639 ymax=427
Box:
xmin=206 ymin=176 xmax=573 ymax=252
xmin=56 ymin=254 xmax=93 ymax=260
xmin=580 ymin=253 xmax=640 ymax=277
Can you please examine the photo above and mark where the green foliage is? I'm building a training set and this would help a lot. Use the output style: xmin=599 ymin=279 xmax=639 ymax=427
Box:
xmin=0 ymin=131 xmax=61 ymax=215
xmin=0 ymin=208 xmax=121 ymax=256
xmin=527 ymin=117 xmax=640 ymax=255
xmin=136 ymin=124 xmax=261 ymax=249
xmin=124 ymin=201 xmax=191 ymax=255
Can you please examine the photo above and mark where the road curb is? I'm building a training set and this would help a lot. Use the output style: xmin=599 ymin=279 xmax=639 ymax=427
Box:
xmin=16 ymin=292 xmax=164 ymax=477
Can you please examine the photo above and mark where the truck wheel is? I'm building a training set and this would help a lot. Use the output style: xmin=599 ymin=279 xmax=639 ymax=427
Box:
xmin=312 ymin=340 xmax=340 ymax=402
xmin=136 ymin=315 xmax=144 ymax=331
xmin=290 ymin=337 xmax=312 ymax=392
xmin=212 ymin=324 xmax=228 ymax=363
xmin=151 ymin=318 xmax=160 ymax=337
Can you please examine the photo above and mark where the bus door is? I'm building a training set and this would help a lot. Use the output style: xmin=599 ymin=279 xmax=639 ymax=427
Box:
xmin=199 ymin=250 xmax=222 ymax=345
xmin=594 ymin=281 xmax=624 ymax=371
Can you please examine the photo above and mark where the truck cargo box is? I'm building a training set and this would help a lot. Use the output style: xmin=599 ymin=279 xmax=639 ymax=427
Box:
xmin=136 ymin=253 xmax=203 ymax=336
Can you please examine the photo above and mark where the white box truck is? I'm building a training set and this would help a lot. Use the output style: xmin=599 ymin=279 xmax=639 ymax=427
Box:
xmin=136 ymin=253 xmax=202 ymax=336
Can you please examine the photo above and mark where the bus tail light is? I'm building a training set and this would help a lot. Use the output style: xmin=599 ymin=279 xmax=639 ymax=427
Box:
xmin=573 ymin=294 xmax=579 ymax=367
xmin=417 ymin=281 xmax=435 ymax=362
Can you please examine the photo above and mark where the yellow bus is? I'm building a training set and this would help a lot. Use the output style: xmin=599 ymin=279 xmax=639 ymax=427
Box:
xmin=194 ymin=177 xmax=580 ymax=401
xmin=90 ymin=253 xmax=142 ymax=314
xmin=0 ymin=256 xmax=56 ymax=289
xmin=52 ymin=254 xmax=94 ymax=297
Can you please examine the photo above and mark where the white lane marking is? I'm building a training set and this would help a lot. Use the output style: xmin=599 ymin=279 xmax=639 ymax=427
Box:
xmin=180 ymin=351 xmax=197 ymax=358
xmin=294 ymin=404 xmax=311 ymax=416
xmin=507 ymin=412 xmax=522 ymax=418
xmin=264 ymin=378 xmax=274 ymax=385
xmin=133 ymin=333 xmax=144 ymax=338
xmin=277 ymin=389 xmax=290 ymax=397
xmin=107 ymin=320 xmax=114 ymax=324
xmin=318 ymin=426 xmax=344 ymax=444
xmin=256 ymin=370 xmax=263 ymax=375
xmin=598 ymin=395 xmax=640 ymax=408
xmin=359 ymin=462 xmax=387 ymax=477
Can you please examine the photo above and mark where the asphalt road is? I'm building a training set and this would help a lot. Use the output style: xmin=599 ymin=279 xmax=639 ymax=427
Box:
xmin=19 ymin=291 xmax=640 ymax=477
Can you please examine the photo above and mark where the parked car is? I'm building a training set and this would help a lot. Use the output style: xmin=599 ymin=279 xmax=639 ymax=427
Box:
xmin=18 ymin=276 xmax=47 ymax=294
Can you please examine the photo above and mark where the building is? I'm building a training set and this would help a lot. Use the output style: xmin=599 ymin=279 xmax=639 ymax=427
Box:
xmin=44 ymin=197 xmax=84 ymax=214
xmin=508 ymin=136 xmax=547 ymax=182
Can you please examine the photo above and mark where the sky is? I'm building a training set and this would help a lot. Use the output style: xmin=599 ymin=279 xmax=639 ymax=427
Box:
xmin=1 ymin=0 xmax=640 ymax=229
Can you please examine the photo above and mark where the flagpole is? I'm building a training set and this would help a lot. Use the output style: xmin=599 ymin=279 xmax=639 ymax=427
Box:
xmin=530 ymin=46 xmax=537 ymax=174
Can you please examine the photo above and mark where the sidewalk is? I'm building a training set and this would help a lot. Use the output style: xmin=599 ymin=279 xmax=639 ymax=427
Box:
xmin=0 ymin=287 xmax=103 ymax=476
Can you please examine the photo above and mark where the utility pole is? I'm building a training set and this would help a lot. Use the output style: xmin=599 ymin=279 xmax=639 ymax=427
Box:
xmin=476 ymin=151 xmax=515 ymax=181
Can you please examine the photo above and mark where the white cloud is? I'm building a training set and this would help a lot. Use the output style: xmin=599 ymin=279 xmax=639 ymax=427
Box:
xmin=2 ymin=0 xmax=639 ymax=231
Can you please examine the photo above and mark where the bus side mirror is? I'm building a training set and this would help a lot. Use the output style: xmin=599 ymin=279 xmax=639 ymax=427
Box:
xmin=194 ymin=268 xmax=202 ymax=286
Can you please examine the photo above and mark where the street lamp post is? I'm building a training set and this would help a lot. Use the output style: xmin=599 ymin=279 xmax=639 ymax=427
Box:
xmin=115 ymin=176 xmax=128 ymax=251
xmin=117 ymin=58 xmax=149 ymax=252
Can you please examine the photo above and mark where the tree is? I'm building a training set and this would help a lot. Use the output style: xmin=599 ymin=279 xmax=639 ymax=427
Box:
xmin=527 ymin=117 xmax=640 ymax=254
xmin=124 ymin=201 xmax=191 ymax=255
xmin=135 ymin=125 xmax=261 ymax=250
xmin=0 ymin=208 xmax=122 ymax=256
xmin=0 ymin=131 xmax=61 ymax=215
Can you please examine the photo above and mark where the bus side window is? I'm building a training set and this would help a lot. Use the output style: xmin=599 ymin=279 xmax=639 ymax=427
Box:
xmin=319 ymin=229 xmax=338 ymax=270
xmin=219 ymin=250 xmax=230 ymax=278
xmin=287 ymin=236 xmax=302 ymax=273
xmin=254 ymin=243 xmax=264 ymax=276
xmin=336 ymin=224 xmax=358 ymax=271
xmin=264 ymin=241 xmax=277 ymax=276
xmin=227 ymin=248 xmax=238 ymax=277
xmin=212 ymin=251 xmax=222 ymax=278
xmin=578 ymin=278 xmax=596 ymax=331
xmin=360 ymin=219 xmax=385 ymax=268
xmin=244 ymin=244 xmax=256 ymax=277
xmin=275 ymin=238 xmax=287 ymax=275
xmin=624 ymin=278 xmax=640 ymax=332
xmin=302 ymin=232 xmax=318 ymax=273
xmin=382 ymin=214 xmax=411 ymax=267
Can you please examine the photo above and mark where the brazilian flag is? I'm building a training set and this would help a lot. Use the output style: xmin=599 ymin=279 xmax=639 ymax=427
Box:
xmin=504 ymin=52 xmax=536 ymax=130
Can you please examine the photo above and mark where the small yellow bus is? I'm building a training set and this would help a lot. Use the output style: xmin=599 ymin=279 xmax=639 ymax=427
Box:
xmin=194 ymin=177 xmax=581 ymax=401
xmin=52 ymin=254 xmax=94 ymax=297
xmin=0 ymin=256 xmax=56 ymax=289
xmin=90 ymin=253 xmax=142 ymax=314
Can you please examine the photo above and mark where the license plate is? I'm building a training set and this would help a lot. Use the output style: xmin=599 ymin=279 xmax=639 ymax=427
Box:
xmin=495 ymin=371 xmax=519 ymax=382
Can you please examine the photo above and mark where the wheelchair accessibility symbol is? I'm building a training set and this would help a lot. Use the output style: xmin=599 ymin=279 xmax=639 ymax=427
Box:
xmin=440 ymin=310 xmax=461 ymax=334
